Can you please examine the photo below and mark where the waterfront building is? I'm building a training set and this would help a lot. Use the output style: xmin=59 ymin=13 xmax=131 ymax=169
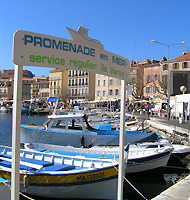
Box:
xmin=0 ymin=69 xmax=34 ymax=79
xmin=0 ymin=79 xmax=13 ymax=101
xmin=95 ymin=74 xmax=121 ymax=101
xmin=22 ymin=78 xmax=32 ymax=100
xmin=130 ymin=59 xmax=163 ymax=100
xmin=49 ymin=69 xmax=95 ymax=103
xmin=160 ymin=52 xmax=190 ymax=96
xmin=68 ymin=70 xmax=95 ymax=103
xmin=49 ymin=69 xmax=68 ymax=102
xmin=31 ymin=77 xmax=49 ymax=100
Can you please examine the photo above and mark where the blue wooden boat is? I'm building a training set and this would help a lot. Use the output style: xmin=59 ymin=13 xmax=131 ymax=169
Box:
xmin=0 ymin=144 xmax=126 ymax=199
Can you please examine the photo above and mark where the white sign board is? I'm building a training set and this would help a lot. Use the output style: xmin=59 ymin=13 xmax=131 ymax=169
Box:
xmin=13 ymin=30 xmax=130 ymax=81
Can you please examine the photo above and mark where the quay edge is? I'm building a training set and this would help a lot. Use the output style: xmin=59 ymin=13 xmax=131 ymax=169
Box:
xmin=151 ymin=175 xmax=190 ymax=200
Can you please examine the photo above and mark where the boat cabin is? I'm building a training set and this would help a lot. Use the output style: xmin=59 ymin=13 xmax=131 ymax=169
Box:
xmin=43 ymin=113 xmax=87 ymax=131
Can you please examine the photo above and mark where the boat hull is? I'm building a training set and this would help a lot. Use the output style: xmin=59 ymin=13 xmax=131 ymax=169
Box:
xmin=20 ymin=125 xmax=155 ymax=147
xmin=20 ymin=178 xmax=118 ymax=199
xmin=127 ymin=150 xmax=172 ymax=173
xmin=0 ymin=145 xmax=120 ymax=200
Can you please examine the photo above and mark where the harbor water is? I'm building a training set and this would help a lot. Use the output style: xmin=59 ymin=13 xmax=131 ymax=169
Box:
xmin=0 ymin=112 xmax=189 ymax=200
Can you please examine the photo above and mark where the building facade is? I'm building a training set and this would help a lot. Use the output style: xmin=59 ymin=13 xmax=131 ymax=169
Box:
xmin=160 ymin=52 xmax=190 ymax=96
xmin=31 ymin=77 xmax=49 ymax=100
xmin=130 ymin=59 xmax=162 ymax=99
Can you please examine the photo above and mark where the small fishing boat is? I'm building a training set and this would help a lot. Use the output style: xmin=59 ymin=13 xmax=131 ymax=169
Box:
xmin=20 ymin=112 xmax=157 ymax=148
xmin=23 ymin=142 xmax=173 ymax=174
xmin=0 ymin=145 xmax=126 ymax=199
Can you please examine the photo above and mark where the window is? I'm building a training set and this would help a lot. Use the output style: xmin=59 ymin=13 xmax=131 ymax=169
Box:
xmin=69 ymin=71 xmax=71 ymax=77
xmin=75 ymin=89 xmax=77 ymax=95
xmin=146 ymin=87 xmax=151 ymax=94
xmin=154 ymin=66 xmax=158 ymax=70
xmin=102 ymin=90 xmax=106 ymax=96
xmin=82 ymin=78 xmax=84 ymax=85
xmin=115 ymin=89 xmax=119 ymax=95
xmin=147 ymin=67 xmax=151 ymax=70
xmin=183 ymin=62 xmax=188 ymax=68
xmin=79 ymin=79 xmax=81 ymax=85
xmin=69 ymin=80 xmax=71 ymax=86
xmin=173 ymin=63 xmax=179 ymax=69
xmin=163 ymin=64 xmax=168 ymax=70
xmin=97 ymin=91 xmax=101 ymax=96
xmin=72 ymin=89 xmax=74 ymax=95
xmin=153 ymin=74 xmax=159 ymax=81
xmin=85 ymin=88 xmax=88 ymax=94
xmin=98 ymin=80 xmax=100 ymax=86
xmin=146 ymin=75 xmax=151 ymax=82
xmin=72 ymin=80 xmax=74 ymax=86
xmin=86 ymin=78 xmax=88 ymax=85
xmin=153 ymin=86 xmax=159 ymax=93
xmin=103 ymin=80 xmax=106 ymax=86
xmin=109 ymin=79 xmax=113 ymax=85
xmin=109 ymin=89 xmax=113 ymax=95
xmin=116 ymin=79 xmax=119 ymax=85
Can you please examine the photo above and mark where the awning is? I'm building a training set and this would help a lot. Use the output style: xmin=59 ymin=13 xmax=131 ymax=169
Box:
xmin=47 ymin=97 xmax=58 ymax=102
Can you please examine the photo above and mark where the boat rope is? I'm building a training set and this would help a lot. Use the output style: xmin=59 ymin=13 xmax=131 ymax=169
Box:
xmin=20 ymin=192 xmax=35 ymax=200
xmin=0 ymin=179 xmax=35 ymax=200
xmin=111 ymin=163 xmax=148 ymax=200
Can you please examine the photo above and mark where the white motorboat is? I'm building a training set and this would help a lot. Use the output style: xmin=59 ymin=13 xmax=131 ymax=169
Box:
xmin=20 ymin=112 xmax=157 ymax=147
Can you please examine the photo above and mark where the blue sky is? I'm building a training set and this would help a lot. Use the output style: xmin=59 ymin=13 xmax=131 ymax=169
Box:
xmin=0 ymin=0 xmax=189 ymax=77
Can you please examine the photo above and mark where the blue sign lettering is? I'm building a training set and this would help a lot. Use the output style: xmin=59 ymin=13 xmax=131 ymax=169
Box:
xmin=24 ymin=34 xmax=95 ymax=57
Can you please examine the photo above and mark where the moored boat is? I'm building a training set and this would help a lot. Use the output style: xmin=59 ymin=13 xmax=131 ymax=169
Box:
xmin=20 ymin=112 xmax=157 ymax=148
xmin=0 ymin=144 xmax=125 ymax=199
xmin=23 ymin=142 xmax=173 ymax=174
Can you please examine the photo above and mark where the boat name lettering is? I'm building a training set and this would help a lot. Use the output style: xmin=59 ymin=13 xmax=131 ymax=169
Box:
xmin=24 ymin=34 xmax=95 ymax=57
xmin=76 ymin=172 xmax=105 ymax=182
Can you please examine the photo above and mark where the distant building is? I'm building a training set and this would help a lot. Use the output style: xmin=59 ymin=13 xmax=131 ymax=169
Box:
xmin=49 ymin=69 xmax=95 ymax=103
xmin=0 ymin=79 xmax=13 ymax=101
xmin=0 ymin=69 xmax=35 ymax=80
xmin=130 ymin=59 xmax=162 ymax=99
xmin=22 ymin=78 xmax=32 ymax=100
xmin=49 ymin=69 xmax=68 ymax=102
xmin=160 ymin=52 xmax=190 ymax=96
xmin=31 ymin=77 xmax=49 ymax=100
xmin=95 ymin=75 xmax=121 ymax=101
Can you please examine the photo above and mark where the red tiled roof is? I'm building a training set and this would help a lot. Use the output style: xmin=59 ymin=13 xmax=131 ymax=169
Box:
xmin=172 ymin=52 xmax=190 ymax=61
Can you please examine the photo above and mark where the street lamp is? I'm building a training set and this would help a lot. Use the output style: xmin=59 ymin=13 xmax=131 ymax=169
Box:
xmin=151 ymin=40 xmax=185 ymax=119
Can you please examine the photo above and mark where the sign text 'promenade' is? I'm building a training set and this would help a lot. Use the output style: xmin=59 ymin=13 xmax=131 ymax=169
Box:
xmin=13 ymin=30 xmax=130 ymax=81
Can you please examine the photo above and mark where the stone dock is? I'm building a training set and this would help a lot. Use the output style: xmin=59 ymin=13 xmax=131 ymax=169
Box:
xmin=152 ymin=174 xmax=190 ymax=200
xmin=145 ymin=116 xmax=190 ymax=200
